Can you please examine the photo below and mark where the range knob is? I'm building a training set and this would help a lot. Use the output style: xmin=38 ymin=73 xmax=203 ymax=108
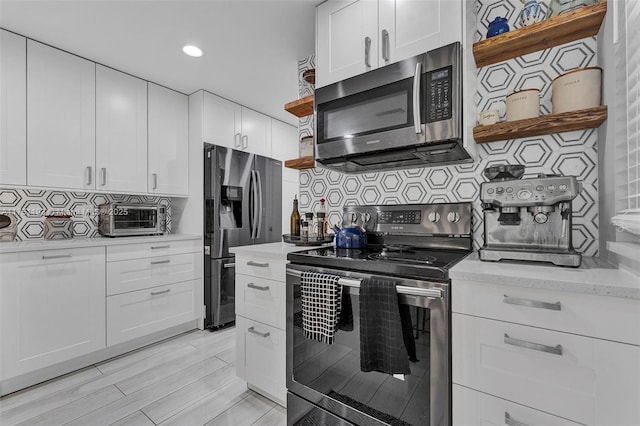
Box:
xmin=447 ymin=211 xmax=460 ymax=223
xmin=428 ymin=212 xmax=441 ymax=223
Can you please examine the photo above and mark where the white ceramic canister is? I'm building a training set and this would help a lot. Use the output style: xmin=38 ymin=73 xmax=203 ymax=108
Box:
xmin=479 ymin=109 xmax=500 ymax=125
xmin=506 ymin=88 xmax=540 ymax=121
xmin=552 ymin=67 xmax=602 ymax=114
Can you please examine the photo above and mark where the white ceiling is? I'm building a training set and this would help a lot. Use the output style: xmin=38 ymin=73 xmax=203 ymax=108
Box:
xmin=0 ymin=0 xmax=318 ymax=126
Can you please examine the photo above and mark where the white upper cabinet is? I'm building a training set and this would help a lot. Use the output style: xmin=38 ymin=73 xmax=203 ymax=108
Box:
xmin=316 ymin=0 xmax=463 ymax=87
xmin=0 ymin=30 xmax=26 ymax=186
xmin=378 ymin=0 xmax=462 ymax=66
xmin=148 ymin=82 xmax=189 ymax=196
xmin=240 ymin=107 xmax=272 ymax=157
xmin=96 ymin=65 xmax=148 ymax=193
xmin=270 ymin=119 xmax=298 ymax=162
xmin=203 ymin=92 xmax=271 ymax=157
xmin=316 ymin=0 xmax=378 ymax=88
xmin=27 ymin=40 xmax=96 ymax=190
xmin=203 ymin=91 xmax=242 ymax=149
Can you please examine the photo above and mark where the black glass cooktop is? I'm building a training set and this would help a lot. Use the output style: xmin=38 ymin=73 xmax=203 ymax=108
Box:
xmin=287 ymin=245 xmax=471 ymax=281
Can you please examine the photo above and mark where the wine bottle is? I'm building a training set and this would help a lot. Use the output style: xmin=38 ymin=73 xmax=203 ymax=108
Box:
xmin=290 ymin=195 xmax=301 ymax=236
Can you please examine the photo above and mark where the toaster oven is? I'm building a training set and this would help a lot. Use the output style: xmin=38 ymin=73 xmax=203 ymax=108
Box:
xmin=98 ymin=203 xmax=166 ymax=237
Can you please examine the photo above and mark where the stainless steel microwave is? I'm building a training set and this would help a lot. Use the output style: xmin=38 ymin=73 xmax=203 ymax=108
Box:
xmin=98 ymin=203 xmax=166 ymax=237
xmin=315 ymin=42 xmax=470 ymax=173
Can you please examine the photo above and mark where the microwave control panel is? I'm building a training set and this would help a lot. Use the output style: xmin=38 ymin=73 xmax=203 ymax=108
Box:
xmin=426 ymin=66 xmax=452 ymax=123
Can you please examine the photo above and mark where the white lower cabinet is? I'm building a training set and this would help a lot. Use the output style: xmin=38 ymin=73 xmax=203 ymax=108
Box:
xmin=452 ymin=279 xmax=640 ymax=426
xmin=107 ymin=279 xmax=198 ymax=346
xmin=0 ymin=247 xmax=106 ymax=379
xmin=453 ymin=385 xmax=582 ymax=426
xmin=236 ymin=315 xmax=286 ymax=403
xmin=236 ymin=274 xmax=285 ymax=330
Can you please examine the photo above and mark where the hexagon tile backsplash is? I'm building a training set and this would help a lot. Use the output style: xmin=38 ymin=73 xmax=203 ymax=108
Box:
xmin=0 ymin=189 xmax=172 ymax=240
xmin=298 ymin=0 xmax=599 ymax=256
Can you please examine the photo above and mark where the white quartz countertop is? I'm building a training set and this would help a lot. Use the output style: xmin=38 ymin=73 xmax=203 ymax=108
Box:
xmin=0 ymin=234 xmax=201 ymax=254
xmin=450 ymin=253 xmax=640 ymax=299
xmin=230 ymin=241 xmax=325 ymax=259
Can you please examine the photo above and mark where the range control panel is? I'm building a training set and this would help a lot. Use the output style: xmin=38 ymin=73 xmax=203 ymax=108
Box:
xmin=378 ymin=210 xmax=422 ymax=225
xmin=481 ymin=176 xmax=580 ymax=206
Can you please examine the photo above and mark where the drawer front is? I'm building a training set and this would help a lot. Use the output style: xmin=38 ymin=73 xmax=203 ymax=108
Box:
xmin=453 ymin=385 xmax=582 ymax=426
xmin=107 ymin=238 xmax=200 ymax=261
xmin=236 ymin=315 xmax=285 ymax=402
xmin=453 ymin=314 xmax=595 ymax=425
xmin=107 ymin=252 xmax=202 ymax=295
xmin=236 ymin=274 xmax=285 ymax=329
xmin=107 ymin=280 xmax=197 ymax=346
xmin=235 ymin=254 xmax=285 ymax=282
xmin=452 ymin=279 xmax=640 ymax=345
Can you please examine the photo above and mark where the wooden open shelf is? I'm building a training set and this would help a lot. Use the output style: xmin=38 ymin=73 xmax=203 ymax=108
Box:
xmin=473 ymin=0 xmax=607 ymax=68
xmin=284 ymin=95 xmax=314 ymax=118
xmin=473 ymin=105 xmax=608 ymax=144
xmin=284 ymin=156 xmax=315 ymax=170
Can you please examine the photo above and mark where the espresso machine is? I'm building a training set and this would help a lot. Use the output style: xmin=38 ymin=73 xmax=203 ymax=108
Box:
xmin=479 ymin=165 xmax=582 ymax=267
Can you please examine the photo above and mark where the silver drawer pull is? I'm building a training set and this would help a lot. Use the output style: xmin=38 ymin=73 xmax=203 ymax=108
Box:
xmin=42 ymin=254 xmax=72 ymax=260
xmin=505 ymin=412 xmax=530 ymax=426
xmin=248 ymin=326 xmax=270 ymax=338
xmin=247 ymin=261 xmax=269 ymax=268
xmin=504 ymin=295 xmax=561 ymax=311
xmin=151 ymin=260 xmax=170 ymax=265
xmin=151 ymin=245 xmax=170 ymax=249
xmin=504 ymin=333 xmax=563 ymax=356
xmin=150 ymin=289 xmax=171 ymax=296
xmin=247 ymin=283 xmax=270 ymax=291
xmin=223 ymin=263 xmax=236 ymax=269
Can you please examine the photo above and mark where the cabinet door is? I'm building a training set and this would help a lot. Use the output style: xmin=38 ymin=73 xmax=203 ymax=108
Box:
xmin=270 ymin=119 xmax=298 ymax=162
xmin=236 ymin=315 xmax=286 ymax=403
xmin=0 ymin=247 xmax=106 ymax=380
xmin=379 ymin=0 xmax=462 ymax=66
xmin=148 ymin=82 xmax=189 ymax=196
xmin=96 ymin=65 xmax=147 ymax=193
xmin=27 ymin=40 xmax=95 ymax=190
xmin=316 ymin=0 xmax=379 ymax=88
xmin=203 ymin=92 xmax=242 ymax=149
xmin=0 ymin=30 xmax=26 ymax=186
xmin=240 ymin=107 xmax=271 ymax=157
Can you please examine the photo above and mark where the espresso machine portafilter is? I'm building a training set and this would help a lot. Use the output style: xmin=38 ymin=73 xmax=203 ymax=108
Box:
xmin=479 ymin=165 xmax=582 ymax=267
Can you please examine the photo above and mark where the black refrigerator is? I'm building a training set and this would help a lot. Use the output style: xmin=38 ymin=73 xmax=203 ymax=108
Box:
xmin=204 ymin=144 xmax=282 ymax=328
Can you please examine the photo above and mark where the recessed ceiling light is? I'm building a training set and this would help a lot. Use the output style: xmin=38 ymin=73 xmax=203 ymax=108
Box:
xmin=182 ymin=45 xmax=203 ymax=57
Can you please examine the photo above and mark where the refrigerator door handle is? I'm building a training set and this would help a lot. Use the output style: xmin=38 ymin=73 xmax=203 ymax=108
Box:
xmin=255 ymin=169 xmax=263 ymax=239
xmin=250 ymin=170 xmax=258 ymax=240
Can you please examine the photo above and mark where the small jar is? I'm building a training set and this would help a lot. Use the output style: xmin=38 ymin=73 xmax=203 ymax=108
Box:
xmin=316 ymin=212 xmax=326 ymax=239
xmin=301 ymin=221 xmax=309 ymax=240
xmin=487 ymin=17 xmax=510 ymax=38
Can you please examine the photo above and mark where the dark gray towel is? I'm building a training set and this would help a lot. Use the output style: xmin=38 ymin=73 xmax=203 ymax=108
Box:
xmin=359 ymin=278 xmax=411 ymax=375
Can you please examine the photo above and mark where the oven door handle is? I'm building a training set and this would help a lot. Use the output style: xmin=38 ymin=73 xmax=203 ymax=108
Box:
xmin=286 ymin=268 xmax=442 ymax=299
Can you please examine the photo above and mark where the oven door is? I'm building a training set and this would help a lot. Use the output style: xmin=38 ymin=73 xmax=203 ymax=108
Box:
xmin=286 ymin=265 xmax=450 ymax=426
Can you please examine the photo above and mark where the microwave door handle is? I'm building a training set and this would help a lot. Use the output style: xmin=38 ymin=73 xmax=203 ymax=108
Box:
xmin=256 ymin=170 xmax=263 ymax=239
xmin=413 ymin=62 xmax=422 ymax=134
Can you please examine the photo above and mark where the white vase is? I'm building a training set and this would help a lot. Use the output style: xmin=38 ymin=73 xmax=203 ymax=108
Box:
xmin=520 ymin=0 xmax=543 ymax=26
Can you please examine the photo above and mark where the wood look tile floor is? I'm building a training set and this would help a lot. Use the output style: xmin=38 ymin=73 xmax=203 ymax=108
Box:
xmin=0 ymin=328 xmax=286 ymax=426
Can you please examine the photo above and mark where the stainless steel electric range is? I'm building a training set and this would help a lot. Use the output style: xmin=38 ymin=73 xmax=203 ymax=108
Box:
xmin=286 ymin=203 xmax=473 ymax=426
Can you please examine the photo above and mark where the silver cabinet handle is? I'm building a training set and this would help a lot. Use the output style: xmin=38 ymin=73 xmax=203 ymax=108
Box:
xmin=413 ymin=62 xmax=422 ymax=134
xmin=505 ymin=412 xmax=530 ymax=426
xmin=247 ymin=260 xmax=269 ymax=267
xmin=100 ymin=167 xmax=107 ymax=186
xmin=247 ymin=283 xmax=270 ymax=291
xmin=151 ymin=245 xmax=170 ymax=249
xmin=150 ymin=259 xmax=170 ymax=265
xmin=381 ymin=29 xmax=390 ymax=62
xmin=504 ymin=295 xmax=561 ymax=311
xmin=242 ymin=135 xmax=248 ymax=149
xmin=42 ymin=254 xmax=72 ymax=260
xmin=364 ymin=36 xmax=372 ymax=67
xmin=86 ymin=166 xmax=92 ymax=186
xmin=504 ymin=333 xmax=562 ymax=356
xmin=248 ymin=326 xmax=270 ymax=338
xmin=223 ymin=262 xmax=236 ymax=269
xmin=150 ymin=289 xmax=171 ymax=296
xmin=152 ymin=173 xmax=158 ymax=190
xmin=234 ymin=133 xmax=241 ymax=148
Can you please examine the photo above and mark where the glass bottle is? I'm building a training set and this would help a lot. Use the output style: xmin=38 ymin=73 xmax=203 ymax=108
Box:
xmin=290 ymin=195 xmax=301 ymax=236
xmin=318 ymin=198 xmax=328 ymax=236
xmin=301 ymin=221 xmax=309 ymax=240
